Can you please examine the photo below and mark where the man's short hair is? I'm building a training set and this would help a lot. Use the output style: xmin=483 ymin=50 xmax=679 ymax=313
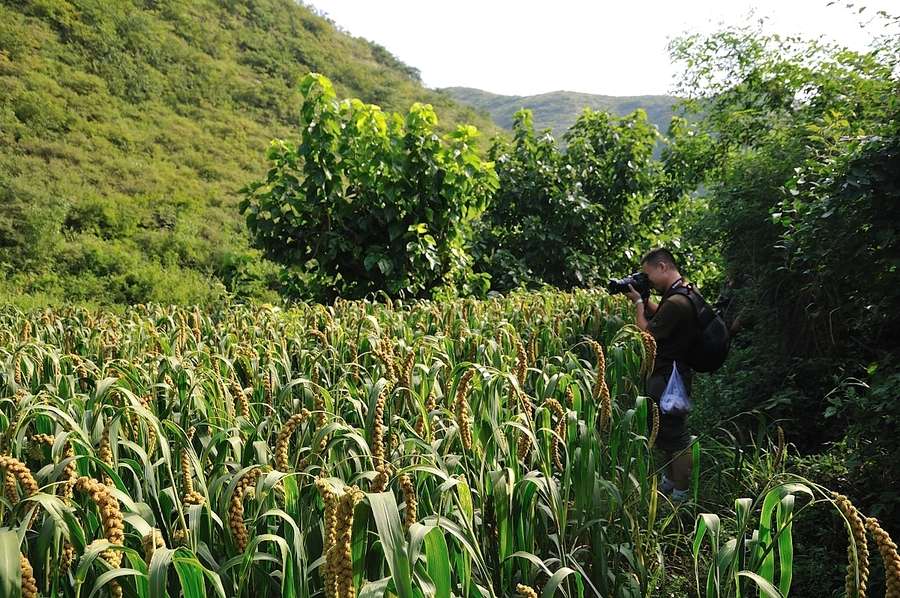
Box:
xmin=641 ymin=248 xmax=677 ymax=269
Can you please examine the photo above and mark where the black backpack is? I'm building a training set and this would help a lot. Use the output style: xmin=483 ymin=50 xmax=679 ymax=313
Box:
xmin=671 ymin=284 xmax=731 ymax=373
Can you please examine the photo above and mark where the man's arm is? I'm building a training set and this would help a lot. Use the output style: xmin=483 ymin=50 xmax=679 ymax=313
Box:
xmin=625 ymin=286 xmax=658 ymax=332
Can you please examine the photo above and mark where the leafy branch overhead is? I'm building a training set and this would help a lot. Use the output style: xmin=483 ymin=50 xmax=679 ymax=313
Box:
xmin=240 ymin=73 xmax=498 ymax=302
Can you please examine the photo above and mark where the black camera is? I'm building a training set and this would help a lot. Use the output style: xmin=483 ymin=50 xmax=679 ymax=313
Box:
xmin=608 ymin=272 xmax=650 ymax=297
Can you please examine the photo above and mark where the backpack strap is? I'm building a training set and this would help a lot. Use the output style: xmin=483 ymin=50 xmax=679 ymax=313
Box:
xmin=662 ymin=281 xmax=695 ymax=310
xmin=672 ymin=284 xmax=717 ymax=329
xmin=658 ymin=277 xmax=687 ymax=303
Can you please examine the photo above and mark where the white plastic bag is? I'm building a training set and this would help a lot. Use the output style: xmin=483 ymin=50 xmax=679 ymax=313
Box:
xmin=659 ymin=362 xmax=692 ymax=415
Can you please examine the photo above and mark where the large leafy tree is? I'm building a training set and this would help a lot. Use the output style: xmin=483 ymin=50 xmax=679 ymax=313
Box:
xmin=240 ymin=73 xmax=498 ymax=302
xmin=473 ymin=111 xmax=566 ymax=289
xmin=474 ymin=107 xmax=665 ymax=291
xmin=562 ymin=108 xmax=662 ymax=266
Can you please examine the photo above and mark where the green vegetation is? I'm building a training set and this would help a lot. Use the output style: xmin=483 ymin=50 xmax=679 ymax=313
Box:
xmin=663 ymin=13 xmax=900 ymax=594
xmin=2 ymin=0 xmax=900 ymax=595
xmin=668 ymin=10 xmax=900 ymax=528
xmin=0 ymin=0 xmax=498 ymax=308
xmin=240 ymin=74 xmax=499 ymax=303
xmin=0 ymin=294 xmax=883 ymax=598
xmin=473 ymin=107 xmax=677 ymax=290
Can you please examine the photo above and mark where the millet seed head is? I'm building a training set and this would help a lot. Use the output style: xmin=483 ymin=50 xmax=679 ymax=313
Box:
xmin=831 ymin=492 xmax=870 ymax=598
xmin=275 ymin=411 xmax=309 ymax=471
xmin=514 ymin=338 xmax=527 ymax=387
xmin=371 ymin=389 xmax=387 ymax=467
xmin=773 ymin=425 xmax=786 ymax=468
xmin=21 ymin=553 xmax=37 ymax=598
xmin=0 ymin=455 xmax=40 ymax=500
xmin=640 ymin=330 xmax=657 ymax=380
xmin=517 ymin=431 xmax=532 ymax=462
xmin=27 ymin=433 xmax=55 ymax=460
xmin=454 ymin=370 xmax=474 ymax=451
xmin=866 ymin=517 xmax=900 ymax=598
xmin=399 ymin=473 xmax=417 ymax=531
xmin=565 ymin=385 xmax=574 ymax=409
xmin=516 ymin=584 xmax=539 ymax=598
xmin=648 ymin=400 xmax=660 ymax=449
xmin=58 ymin=540 xmax=74 ymax=576
xmin=142 ymin=529 xmax=166 ymax=565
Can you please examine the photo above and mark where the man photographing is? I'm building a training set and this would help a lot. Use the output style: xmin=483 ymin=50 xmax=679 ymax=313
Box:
xmin=623 ymin=248 xmax=699 ymax=503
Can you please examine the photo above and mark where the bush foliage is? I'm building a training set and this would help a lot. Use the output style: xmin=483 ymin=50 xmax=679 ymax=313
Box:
xmin=240 ymin=74 xmax=499 ymax=303
xmin=667 ymin=13 xmax=900 ymax=537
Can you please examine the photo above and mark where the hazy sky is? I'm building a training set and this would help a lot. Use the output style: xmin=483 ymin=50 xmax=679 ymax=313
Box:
xmin=306 ymin=0 xmax=897 ymax=97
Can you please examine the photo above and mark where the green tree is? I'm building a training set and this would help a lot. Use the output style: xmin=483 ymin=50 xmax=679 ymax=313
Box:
xmin=473 ymin=110 xmax=565 ymax=289
xmin=668 ymin=16 xmax=899 ymax=411
xmin=240 ymin=73 xmax=498 ymax=302
xmin=474 ymin=107 xmax=665 ymax=291
xmin=0 ymin=174 xmax=64 ymax=273
xmin=562 ymin=108 xmax=663 ymax=273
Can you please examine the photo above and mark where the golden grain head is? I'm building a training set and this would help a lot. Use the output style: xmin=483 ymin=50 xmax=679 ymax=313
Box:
xmin=399 ymin=473 xmax=417 ymax=531
xmin=183 ymin=490 xmax=205 ymax=505
xmin=369 ymin=466 xmax=390 ymax=494
xmin=831 ymin=492 xmax=870 ymax=594
xmin=514 ymin=338 xmax=527 ymax=385
xmin=20 ymin=553 xmax=37 ymax=598
xmin=648 ymin=399 xmax=660 ymax=449
xmin=773 ymin=425 xmax=786 ymax=467
xmin=142 ymin=529 xmax=166 ymax=565
xmin=0 ymin=455 xmax=40 ymax=498
xmin=544 ymin=397 xmax=564 ymax=420
xmin=517 ymin=432 xmax=531 ymax=461
xmin=564 ymin=385 xmax=575 ymax=408
xmin=516 ymin=583 xmax=539 ymax=598
xmin=866 ymin=517 xmax=900 ymax=598
xmin=58 ymin=541 xmax=75 ymax=576
xmin=274 ymin=411 xmax=309 ymax=471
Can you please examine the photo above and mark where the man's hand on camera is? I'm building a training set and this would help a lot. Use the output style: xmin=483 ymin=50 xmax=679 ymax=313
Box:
xmin=624 ymin=285 xmax=643 ymax=305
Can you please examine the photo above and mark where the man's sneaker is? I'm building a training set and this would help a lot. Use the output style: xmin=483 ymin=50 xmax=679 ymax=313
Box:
xmin=671 ymin=488 xmax=689 ymax=503
xmin=660 ymin=476 xmax=675 ymax=494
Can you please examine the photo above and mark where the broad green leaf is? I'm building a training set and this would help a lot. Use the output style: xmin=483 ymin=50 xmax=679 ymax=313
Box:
xmin=737 ymin=571 xmax=785 ymax=598
xmin=777 ymin=495 xmax=796 ymax=596
xmin=366 ymin=492 xmax=413 ymax=598
xmin=87 ymin=566 xmax=148 ymax=598
xmin=175 ymin=547 xmax=227 ymax=598
xmin=0 ymin=531 xmax=20 ymax=598
xmin=541 ymin=566 xmax=580 ymax=598
xmin=358 ymin=577 xmax=390 ymax=598
xmin=422 ymin=527 xmax=451 ymax=598
xmin=148 ymin=547 xmax=177 ymax=598
xmin=173 ymin=549 xmax=208 ymax=598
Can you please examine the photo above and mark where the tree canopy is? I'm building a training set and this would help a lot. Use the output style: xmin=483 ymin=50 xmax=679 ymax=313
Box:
xmin=240 ymin=74 xmax=498 ymax=302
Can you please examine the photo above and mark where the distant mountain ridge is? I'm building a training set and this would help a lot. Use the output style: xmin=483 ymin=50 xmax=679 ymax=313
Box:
xmin=441 ymin=87 xmax=678 ymax=140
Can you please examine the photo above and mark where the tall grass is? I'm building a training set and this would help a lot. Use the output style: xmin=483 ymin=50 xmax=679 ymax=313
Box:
xmin=0 ymin=294 xmax=897 ymax=597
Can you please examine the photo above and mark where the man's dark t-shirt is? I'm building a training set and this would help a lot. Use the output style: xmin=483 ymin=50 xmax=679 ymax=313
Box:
xmin=647 ymin=292 xmax=698 ymax=379
xmin=645 ymin=288 xmax=699 ymax=453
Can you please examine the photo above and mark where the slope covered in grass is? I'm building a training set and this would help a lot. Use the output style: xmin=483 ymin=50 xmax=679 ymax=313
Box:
xmin=0 ymin=0 xmax=499 ymax=307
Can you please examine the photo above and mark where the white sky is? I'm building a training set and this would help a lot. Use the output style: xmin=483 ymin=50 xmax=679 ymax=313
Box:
xmin=306 ymin=0 xmax=897 ymax=97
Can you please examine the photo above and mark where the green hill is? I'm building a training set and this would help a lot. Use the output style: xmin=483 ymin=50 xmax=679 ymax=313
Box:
xmin=0 ymin=0 xmax=500 ymax=307
xmin=441 ymin=87 xmax=677 ymax=141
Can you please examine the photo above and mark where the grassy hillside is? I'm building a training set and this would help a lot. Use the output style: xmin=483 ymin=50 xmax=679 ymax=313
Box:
xmin=442 ymin=86 xmax=677 ymax=141
xmin=0 ymin=0 xmax=500 ymax=308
